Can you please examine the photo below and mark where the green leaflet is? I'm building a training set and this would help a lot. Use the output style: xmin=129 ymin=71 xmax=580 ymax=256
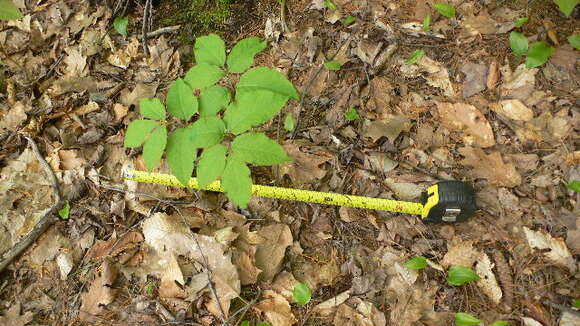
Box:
xmin=224 ymin=89 xmax=289 ymax=134
xmin=292 ymin=282 xmax=312 ymax=306
xmin=166 ymin=78 xmax=198 ymax=120
xmin=432 ymin=3 xmax=455 ymax=18
xmin=455 ymin=313 xmax=482 ymax=326
xmin=515 ymin=17 xmax=528 ymax=27
xmin=405 ymin=49 xmax=425 ymax=65
xmin=554 ymin=0 xmax=578 ymax=17
xmin=567 ymin=180 xmax=580 ymax=192
xmin=199 ymin=85 xmax=231 ymax=117
xmin=0 ymin=0 xmax=23 ymax=20
xmin=525 ymin=41 xmax=554 ymax=68
xmin=231 ymin=132 xmax=290 ymax=166
xmin=344 ymin=107 xmax=360 ymax=121
xmin=184 ymin=63 xmax=225 ymax=90
xmin=447 ymin=266 xmax=480 ymax=285
xmin=568 ymin=34 xmax=580 ymax=49
xmin=166 ymin=128 xmax=197 ymax=185
xmin=284 ymin=113 xmax=295 ymax=131
xmin=227 ymin=37 xmax=267 ymax=73
xmin=221 ymin=156 xmax=252 ymax=208
xmin=113 ymin=16 xmax=128 ymax=36
xmin=237 ymin=67 xmax=299 ymax=100
xmin=404 ymin=256 xmax=428 ymax=270
xmin=197 ymin=144 xmax=227 ymax=188
xmin=58 ymin=201 xmax=71 ymax=219
xmin=194 ymin=33 xmax=226 ymax=67
xmin=509 ymin=31 xmax=528 ymax=57
xmin=124 ymin=120 xmax=160 ymax=147
xmin=422 ymin=13 xmax=432 ymax=31
xmin=188 ymin=116 xmax=226 ymax=148
xmin=139 ymin=98 xmax=166 ymax=120
xmin=143 ymin=125 xmax=167 ymax=171
xmin=323 ymin=60 xmax=342 ymax=71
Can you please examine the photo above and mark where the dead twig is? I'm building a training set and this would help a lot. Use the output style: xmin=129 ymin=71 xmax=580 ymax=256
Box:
xmin=141 ymin=0 xmax=153 ymax=56
xmin=291 ymin=33 xmax=354 ymax=139
xmin=142 ymin=25 xmax=181 ymax=38
xmin=0 ymin=135 xmax=63 ymax=273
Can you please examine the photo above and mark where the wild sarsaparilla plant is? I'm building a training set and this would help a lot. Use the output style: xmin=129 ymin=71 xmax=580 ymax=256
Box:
xmin=124 ymin=34 xmax=298 ymax=208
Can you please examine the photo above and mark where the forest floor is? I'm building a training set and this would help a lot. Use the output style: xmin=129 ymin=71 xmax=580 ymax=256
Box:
xmin=0 ymin=0 xmax=579 ymax=325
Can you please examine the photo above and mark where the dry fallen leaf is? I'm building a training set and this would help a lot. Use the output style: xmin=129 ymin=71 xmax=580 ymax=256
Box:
xmin=280 ymin=143 xmax=333 ymax=185
xmin=461 ymin=62 xmax=488 ymax=98
xmin=0 ymin=303 xmax=34 ymax=326
xmin=254 ymin=290 xmax=297 ymax=326
xmin=438 ymin=102 xmax=495 ymax=147
xmin=80 ymin=260 xmax=117 ymax=321
xmin=523 ymin=227 xmax=576 ymax=273
xmin=363 ymin=115 xmax=412 ymax=143
xmin=441 ymin=237 xmax=481 ymax=268
xmin=313 ymin=290 xmax=351 ymax=316
xmin=491 ymin=99 xmax=534 ymax=121
xmin=255 ymin=223 xmax=293 ymax=282
xmin=417 ymin=56 xmax=456 ymax=98
xmin=475 ymin=253 xmax=503 ymax=305
xmin=500 ymin=64 xmax=538 ymax=101
xmin=461 ymin=12 xmax=514 ymax=36
xmin=459 ymin=146 xmax=521 ymax=187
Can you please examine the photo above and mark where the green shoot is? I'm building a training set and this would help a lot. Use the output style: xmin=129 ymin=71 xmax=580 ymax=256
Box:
xmin=0 ymin=0 xmax=23 ymax=20
xmin=404 ymin=256 xmax=428 ymax=270
xmin=525 ymin=41 xmax=554 ymax=68
xmin=405 ymin=49 xmax=425 ymax=64
xmin=344 ymin=107 xmax=360 ymax=121
xmin=293 ymin=282 xmax=312 ymax=305
xmin=446 ymin=266 xmax=480 ymax=285
xmin=324 ymin=60 xmax=342 ymax=71
xmin=113 ymin=16 xmax=128 ymax=36
xmin=58 ymin=201 xmax=71 ymax=219
xmin=553 ymin=0 xmax=578 ymax=17
xmin=423 ymin=13 xmax=432 ymax=32
xmin=509 ymin=31 xmax=528 ymax=56
xmin=455 ymin=313 xmax=481 ymax=326
xmin=515 ymin=17 xmax=528 ymax=27
xmin=432 ymin=3 xmax=456 ymax=18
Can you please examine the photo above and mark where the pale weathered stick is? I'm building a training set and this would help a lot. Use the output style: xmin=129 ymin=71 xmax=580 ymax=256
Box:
xmin=0 ymin=135 xmax=63 ymax=273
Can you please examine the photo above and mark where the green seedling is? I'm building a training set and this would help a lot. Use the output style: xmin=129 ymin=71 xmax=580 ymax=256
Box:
xmin=343 ymin=15 xmax=356 ymax=25
xmin=114 ymin=16 xmax=128 ymax=36
xmin=404 ymin=256 xmax=428 ymax=270
xmin=405 ymin=49 xmax=425 ymax=64
xmin=124 ymin=34 xmax=297 ymax=208
xmin=0 ymin=0 xmax=22 ymax=20
xmin=145 ymin=281 xmax=156 ymax=295
xmin=515 ymin=17 xmax=528 ymax=27
xmin=554 ymin=0 xmax=578 ymax=17
xmin=489 ymin=321 xmax=509 ymax=326
xmin=344 ymin=107 xmax=360 ymax=121
xmin=324 ymin=60 xmax=342 ymax=71
xmin=509 ymin=31 xmax=528 ymax=56
xmin=573 ymin=298 xmax=580 ymax=308
xmin=293 ymin=282 xmax=312 ymax=305
xmin=58 ymin=201 xmax=71 ymax=219
xmin=568 ymin=34 xmax=580 ymax=50
xmin=432 ymin=3 xmax=455 ymax=18
xmin=423 ymin=13 xmax=432 ymax=32
xmin=568 ymin=180 xmax=580 ymax=192
xmin=455 ymin=313 xmax=481 ymax=326
xmin=284 ymin=113 xmax=295 ymax=132
xmin=526 ymin=41 xmax=555 ymax=68
xmin=324 ymin=0 xmax=337 ymax=10
xmin=447 ymin=266 xmax=480 ymax=285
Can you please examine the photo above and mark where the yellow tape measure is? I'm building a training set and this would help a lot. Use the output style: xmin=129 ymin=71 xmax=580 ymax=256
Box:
xmin=123 ymin=170 xmax=476 ymax=223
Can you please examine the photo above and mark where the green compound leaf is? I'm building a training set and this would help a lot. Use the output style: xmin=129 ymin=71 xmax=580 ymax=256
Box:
xmin=432 ymin=3 xmax=456 ymax=18
xmin=227 ymin=37 xmax=268 ymax=73
xmin=324 ymin=0 xmax=337 ymax=10
xmin=221 ymin=156 xmax=252 ymax=208
xmin=199 ymin=85 xmax=231 ymax=117
xmin=567 ymin=180 xmax=580 ymax=192
xmin=324 ymin=60 xmax=342 ymax=71
xmin=143 ymin=125 xmax=167 ymax=171
xmin=194 ymin=33 xmax=226 ymax=67
xmin=423 ymin=13 xmax=432 ymax=32
xmin=166 ymin=78 xmax=198 ymax=121
xmin=515 ymin=17 xmax=528 ymax=27
xmin=184 ymin=63 xmax=225 ymax=90
xmin=237 ymin=67 xmax=299 ymax=100
xmin=405 ymin=49 xmax=425 ymax=65
xmin=554 ymin=0 xmax=578 ymax=17
xmin=284 ymin=113 xmax=295 ymax=131
xmin=58 ymin=201 xmax=70 ymax=219
xmin=489 ymin=320 xmax=509 ymax=326
xmin=344 ymin=107 xmax=360 ymax=121
xmin=139 ymin=98 xmax=166 ymax=120
xmin=455 ymin=313 xmax=481 ymax=326
xmin=404 ymin=256 xmax=428 ymax=270
xmin=166 ymin=128 xmax=197 ymax=185
xmin=293 ymin=282 xmax=312 ymax=306
xmin=0 ymin=0 xmax=23 ymax=20
xmin=224 ymin=89 xmax=290 ymax=134
xmin=124 ymin=120 xmax=160 ymax=147
xmin=113 ymin=16 xmax=128 ymax=36
xmin=568 ymin=34 xmax=580 ymax=50
xmin=526 ymin=41 xmax=555 ymax=68
xmin=197 ymin=144 xmax=227 ymax=188
xmin=231 ymin=132 xmax=290 ymax=166
xmin=509 ymin=31 xmax=528 ymax=57
xmin=188 ymin=116 xmax=226 ymax=148
xmin=447 ymin=266 xmax=480 ymax=285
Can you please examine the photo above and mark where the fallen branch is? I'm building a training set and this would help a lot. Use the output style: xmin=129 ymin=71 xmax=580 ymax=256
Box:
xmin=142 ymin=25 xmax=181 ymax=39
xmin=0 ymin=135 xmax=63 ymax=273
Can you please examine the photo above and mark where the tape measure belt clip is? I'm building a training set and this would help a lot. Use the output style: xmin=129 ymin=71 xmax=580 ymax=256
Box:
xmin=420 ymin=181 xmax=476 ymax=223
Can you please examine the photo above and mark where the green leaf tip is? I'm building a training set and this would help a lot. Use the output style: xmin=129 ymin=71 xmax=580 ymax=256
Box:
xmin=447 ymin=266 xmax=480 ymax=285
xmin=455 ymin=312 xmax=481 ymax=326
xmin=293 ymin=282 xmax=312 ymax=306
xmin=404 ymin=256 xmax=428 ymax=270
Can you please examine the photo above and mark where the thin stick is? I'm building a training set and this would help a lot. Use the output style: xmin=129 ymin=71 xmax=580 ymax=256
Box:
xmin=141 ymin=0 xmax=152 ymax=56
xmin=0 ymin=135 xmax=63 ymax=272
xmin=291 ymin=33 xmax=354 ymax=139
xmin=142 ymin=25 xmax=181 ymax=38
